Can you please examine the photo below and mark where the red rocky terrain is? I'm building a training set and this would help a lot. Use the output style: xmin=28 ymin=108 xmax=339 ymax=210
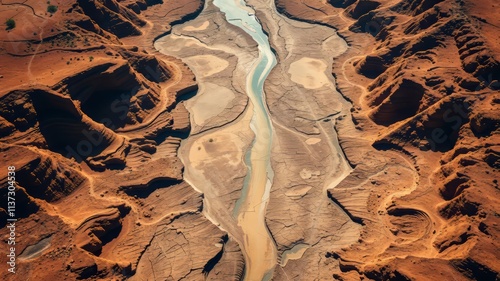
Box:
xmin=275 ymin=0 xmax=499 ymax=279
xmin=0 ymin=0 xmax=498 ymax=280
xmin=0 ymin=1 xmax=245 ymax=280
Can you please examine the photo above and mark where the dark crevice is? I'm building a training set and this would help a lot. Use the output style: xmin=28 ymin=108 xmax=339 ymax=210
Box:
xmin=202 ymin=235 xmax=228 ymax=276
xmin=327 ymin=191 xmax=364 ymax=225
xmin=121 ymin=178 xmax=181 ymax=198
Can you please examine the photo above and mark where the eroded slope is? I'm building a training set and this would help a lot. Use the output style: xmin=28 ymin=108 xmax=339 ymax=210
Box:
xmin=0 ymin=1 xmax=243 ymax=280
xmin=275 ymin=0 xmax=499 ymax=280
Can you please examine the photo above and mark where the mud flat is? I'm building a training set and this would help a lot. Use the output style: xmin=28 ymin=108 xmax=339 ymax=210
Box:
xmin=156 ymin=1 xmax=276 ymax=280
xmin=246 ymin=0 xmax=363 ymax=279
xmin=211 ymin=0 xmax=278 ymax=279
xmin=158 ymin=0 xmax=280 ymax=278
xmin=157 ymin=0 xmax=363 ymax=279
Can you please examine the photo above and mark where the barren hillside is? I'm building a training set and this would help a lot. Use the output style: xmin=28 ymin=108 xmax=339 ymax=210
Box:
xmin=0 ymin=1 xmax=245 ymax=280
xmin=0 ymin=0 xmax=498 ymax=280
xmin=274 ymin=0 xmax=500 ymax=279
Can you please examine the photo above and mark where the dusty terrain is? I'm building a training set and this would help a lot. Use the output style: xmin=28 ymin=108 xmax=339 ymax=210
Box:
xmin=274 ymin=0 xmax=500 ymax=280
xmin=0 ymin=0 xmax=245 ymax=280
xmin=0 ymin=0 xmax=498 ymax=280
xmin=156 ymin=0 xmax=362 ymax=279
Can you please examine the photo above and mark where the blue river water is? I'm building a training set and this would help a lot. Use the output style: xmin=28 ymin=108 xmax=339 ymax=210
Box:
xmin=212 ymin=0 xmax=278 ymax=280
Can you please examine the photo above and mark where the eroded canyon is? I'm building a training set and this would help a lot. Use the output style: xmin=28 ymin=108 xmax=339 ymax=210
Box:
xmin=0 ymin=0 xmax=499 ymax=280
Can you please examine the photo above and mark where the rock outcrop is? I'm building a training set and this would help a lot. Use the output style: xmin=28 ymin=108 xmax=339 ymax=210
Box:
xmin=275 ymin=0 xmax=500 ymax=279
xmin=0 ymin=1 xmax=243 ymax=280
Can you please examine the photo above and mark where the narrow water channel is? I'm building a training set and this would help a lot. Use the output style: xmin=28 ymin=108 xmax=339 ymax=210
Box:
xmin=212 ymin=0 xmax=277 ymax=280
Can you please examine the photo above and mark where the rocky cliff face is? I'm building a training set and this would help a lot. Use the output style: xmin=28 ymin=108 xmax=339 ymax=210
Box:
xmin=275 ymin=0 xmax=499 ymax=280
xmin=0 ymin=1 xmax=243 ymax=280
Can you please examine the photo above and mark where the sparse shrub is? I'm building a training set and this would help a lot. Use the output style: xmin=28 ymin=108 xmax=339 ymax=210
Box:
xmin=47 ymin=5 xmax=58 ymax=14
xmin=5 ymin=18 xmax=15 ymax=30
xmin=89 ymin=56 xmax=94 ymax=62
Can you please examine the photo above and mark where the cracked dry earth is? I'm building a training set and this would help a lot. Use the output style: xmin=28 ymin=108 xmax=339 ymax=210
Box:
xmin=0 ymin=0 xmax=242 ymax=280
xmin=157 ymin=0 xmax=364 ymax=279
xmin=1 ymin=0 xmax=499 ymax=281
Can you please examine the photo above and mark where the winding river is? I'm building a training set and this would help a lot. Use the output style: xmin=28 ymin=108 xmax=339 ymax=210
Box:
xmin=212 ymin=0 xmax=277 ymax=279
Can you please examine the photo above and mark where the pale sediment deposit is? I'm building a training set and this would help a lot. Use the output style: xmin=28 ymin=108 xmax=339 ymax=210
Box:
xmin=157 ymin=0 xmax=360 ymax=279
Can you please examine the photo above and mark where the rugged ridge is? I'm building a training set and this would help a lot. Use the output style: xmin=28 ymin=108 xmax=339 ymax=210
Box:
xmin=275 ymin=0 xmax=499 ymax=280
xmin=0 ymin=0 xmax=244 ymax=280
